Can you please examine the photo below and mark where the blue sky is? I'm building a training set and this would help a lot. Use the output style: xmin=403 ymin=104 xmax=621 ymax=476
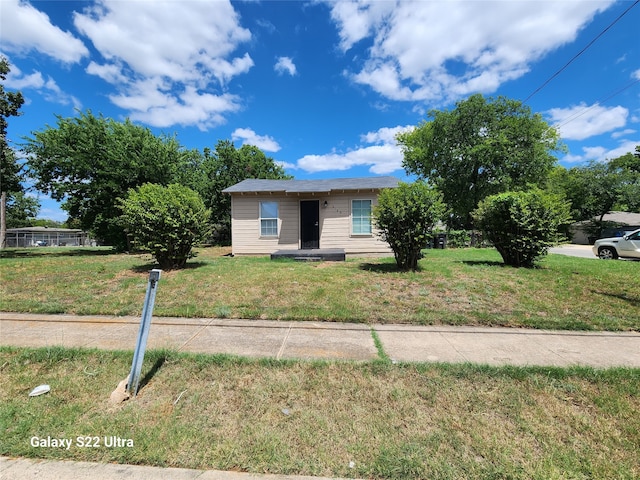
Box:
xmin=1 ymin=0 xmax=639 ymax=221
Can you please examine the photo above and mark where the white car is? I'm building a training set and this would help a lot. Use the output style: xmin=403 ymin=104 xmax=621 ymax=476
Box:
xmin=592 ymin=228 xmax=640 ymax=260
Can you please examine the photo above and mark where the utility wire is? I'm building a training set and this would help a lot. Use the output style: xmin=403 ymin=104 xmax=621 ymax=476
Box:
xmin=524 ymin=0 xmax=639 ymax=103
xmin=555 ymin=77 xmax=640 ymax=129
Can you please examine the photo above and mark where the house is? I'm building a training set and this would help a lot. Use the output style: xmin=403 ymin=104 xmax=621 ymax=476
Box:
xmin=222 ymin=177 xmax=399 ymax=258
xmin=4 ymin=227 xmax=90 ymax=247
xmin=570 ymin=211 xmax=640 ymax=244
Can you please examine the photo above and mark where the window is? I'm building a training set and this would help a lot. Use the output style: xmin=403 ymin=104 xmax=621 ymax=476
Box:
xmin=352 ymin=199 xmax=372 ymax=235
xmin=260 ymin=202 xmax=278 ymax=236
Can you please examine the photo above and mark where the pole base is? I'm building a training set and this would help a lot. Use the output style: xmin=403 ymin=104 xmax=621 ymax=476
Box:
xmin=109 ymin=376 xmax=131 ymax=404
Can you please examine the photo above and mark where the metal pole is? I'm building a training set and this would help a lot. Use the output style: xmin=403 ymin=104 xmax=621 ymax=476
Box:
xmin=127 ymin=269 xmax=162 ymax=396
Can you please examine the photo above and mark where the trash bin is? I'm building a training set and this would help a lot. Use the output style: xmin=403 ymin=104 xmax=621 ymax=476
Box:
xmin=436 ymin=233 xmax=447 ymax=249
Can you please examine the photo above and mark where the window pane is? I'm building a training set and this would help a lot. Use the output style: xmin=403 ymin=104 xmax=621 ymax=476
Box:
xmin=352 ymin=200 xmax=372 ymax=234
xmin=261 ymin=219 xmax=278 ymax=236
xmin=260 ymin=202 xmax=278 ymax=236
xmin=260 ymin=202 xmax=278 ymax=219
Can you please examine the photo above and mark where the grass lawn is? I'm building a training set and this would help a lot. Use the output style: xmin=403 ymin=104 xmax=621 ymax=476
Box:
xmin=1 ymin=246 xmax=638 ymax=331
xmin=1 ymin=346 xmax=638 ymax=479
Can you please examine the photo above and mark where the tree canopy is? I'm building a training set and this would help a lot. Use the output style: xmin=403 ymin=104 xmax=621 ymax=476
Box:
xmin=398 ymin=94 xmax=563 ymax=229
xmin=0 ymin=57 xmax=24 ymax=153
xmin=547 ymin=147 xmax=640 ymax=233
xmin=24 ymin=111 xmax=186 ymax=248
xmin=1 ymin=57 xmax=26 ymax=196
xmin=199 ymin=140 xmax=292 ymax=244
xmin=1 ymin=57 xmax=35 ymax=245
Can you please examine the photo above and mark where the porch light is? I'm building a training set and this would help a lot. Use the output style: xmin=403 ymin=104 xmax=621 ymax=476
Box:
xmin=323 ymin=201 xmax=328 ymax=208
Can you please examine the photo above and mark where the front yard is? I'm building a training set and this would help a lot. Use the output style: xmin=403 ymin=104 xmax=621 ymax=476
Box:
xmin=1 ymin=246 xmax=638 ymax=331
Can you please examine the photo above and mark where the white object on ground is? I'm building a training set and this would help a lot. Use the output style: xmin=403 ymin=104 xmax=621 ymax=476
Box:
xmin=29 ymin=384 xmax=50 ymax=397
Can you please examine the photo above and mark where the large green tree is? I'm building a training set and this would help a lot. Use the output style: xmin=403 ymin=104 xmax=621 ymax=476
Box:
xmin=200 ymin=140 xmax=292 ymax=244
xmin=24 ymin=111 xmax=187 ymax=249
xmin=398 ymin=94 xmax=563 ymax=229
xmin=1 ymin=57 xmax=32 ymax=246
xmin=608 ymin=147 xmax=640 ymax=213
xmin=547 ymin=148 xmax=640 ymax=235
xmin=4 ymin=192 xmax=39 ymax=228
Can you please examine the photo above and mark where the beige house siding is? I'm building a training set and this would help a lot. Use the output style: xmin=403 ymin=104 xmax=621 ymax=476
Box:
xmin=229 ymin=192 xmax=392 ymax=255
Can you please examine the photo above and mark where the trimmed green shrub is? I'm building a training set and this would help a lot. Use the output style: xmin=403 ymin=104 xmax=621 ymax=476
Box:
xmin=374 ymin=181 xmax=446 ymax=270
xmin=473 ymin=189 xmax=571 ymax=268
xmin=119 ymin=183 xmax=211 ymax=269
xmin=443 ymin=230 xmax=471 ymax=248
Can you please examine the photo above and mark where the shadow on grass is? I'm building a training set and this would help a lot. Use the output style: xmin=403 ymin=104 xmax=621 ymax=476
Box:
xmin=462 ymin=260 xmax=506 ymax=267
xmin=0 ymin=248 xmax=113 ymax=259
xmin=461 ymin=260 xmax=547 ymax=270
xmin=130 ymin=261 xmax=209 ymax=273
xmin=591 ymin=290 xmax=640 ymax=308
xmin=359 ymin=262 xmax=412 ymax=273
xmin=138 ymin=355 xmax=167 ymax=391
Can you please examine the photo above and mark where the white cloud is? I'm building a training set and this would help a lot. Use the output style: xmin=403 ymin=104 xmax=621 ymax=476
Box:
xmin=4 ymin=67 xmax=45 ymax=90
xmin=328 ymin=0 xmax=613 ymax=104
xmin=4 ymin=60 xmax=81 ymax=108
xmin=231 ymin=128 xmax=281 ymax=152
xmin=274 ymin=57 xmax=297 ymax=76
xmin=112 ymin=85 xmax=242 ymax=131
xmin=547 ymin=103 xmax=628 ymax=141
xmin=276 ymin=161 xmax=297 ymax=170
xmin=632 ymin=69 xmax=640 ymax=81
xmin=562 ymin=139 xmax=640 ymax=164
xmin=0 ymin=0 xmax=88 ymax=63
xmin=330 ymin=0 xmax=394 ymax=52
xmin=296 ymin=125 xmax=413 ymax=174
xmin=86 ymin=61 xmax=128 ymax=84
xmin=611 ymin=129 xmax=636 ymax=139
xmin=74 ymin=1 xmax=251 ymax=82
xmin=73 ymin=0 xmax=253 ymax=129
xmin=360 ymin=125 xmax=414 ymax=144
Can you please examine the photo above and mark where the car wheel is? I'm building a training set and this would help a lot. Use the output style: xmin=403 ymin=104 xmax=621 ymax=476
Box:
xmin=598 ymin=246 xmax=618 ymax=260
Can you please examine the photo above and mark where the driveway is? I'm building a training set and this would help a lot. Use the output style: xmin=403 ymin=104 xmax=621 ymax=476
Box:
xmin=548 ymin=244 xmax=596 ymax=259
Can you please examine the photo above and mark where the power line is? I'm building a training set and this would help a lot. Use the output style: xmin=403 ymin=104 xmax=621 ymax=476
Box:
xmin=555 ymin=77 xmax=640 ymax=129
xmin=524 ymin=0 xmax=639 ymax=103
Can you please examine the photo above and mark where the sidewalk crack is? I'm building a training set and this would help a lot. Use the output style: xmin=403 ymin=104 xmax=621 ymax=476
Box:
xmin=276 ymin=324 xmax=292 ymax=360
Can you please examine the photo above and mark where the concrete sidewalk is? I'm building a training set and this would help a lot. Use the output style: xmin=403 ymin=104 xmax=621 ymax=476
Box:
xmin=2 ymin=312 xmax=639 ymax=368
xmin=0 ymin=456 xmax=347 ymax=480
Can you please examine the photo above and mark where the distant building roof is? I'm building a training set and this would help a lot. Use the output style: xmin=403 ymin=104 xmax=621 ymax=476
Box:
xmin=223 ymin=176 xmax=400 ymax=194
xmin=573 ymin=211 xmax=640 ymax=226
xmin=599 ymin=211 xmax=640 ymax=225
xmin=6 ymin=227 xmax=83 ymax=233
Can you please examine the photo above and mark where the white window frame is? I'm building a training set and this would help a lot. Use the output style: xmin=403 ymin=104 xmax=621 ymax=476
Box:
xmin=259 ymin=201 xmax=279 ymax=237
xmin=351 ymin=199 xmax=372 ymax=236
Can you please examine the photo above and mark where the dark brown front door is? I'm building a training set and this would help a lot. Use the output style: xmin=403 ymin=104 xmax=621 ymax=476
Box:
xmin=300 ymin=200 xmax=320 ymax=249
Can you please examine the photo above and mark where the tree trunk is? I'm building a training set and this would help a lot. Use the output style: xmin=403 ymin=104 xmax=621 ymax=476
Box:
xmin=0 ymin=191 xmax=6 ymax=249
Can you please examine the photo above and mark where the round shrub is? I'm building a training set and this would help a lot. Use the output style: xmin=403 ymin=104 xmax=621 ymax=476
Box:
xmin=473 ymin=189 xmax=571 ymax=268
xmin=374 ymin=181 xmax=445 ymax=271
xmin=119 ymin=183 xmax=211 ymax=269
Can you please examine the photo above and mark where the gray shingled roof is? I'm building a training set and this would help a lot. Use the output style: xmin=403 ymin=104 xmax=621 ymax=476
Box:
xmin=573 ymin=211 xmax=640 ymax=226
xmin=223 ymin=176 xmax=400 ymax=194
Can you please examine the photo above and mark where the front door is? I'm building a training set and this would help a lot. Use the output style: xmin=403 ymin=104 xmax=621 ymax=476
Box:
xmin=300 ymin=200 xmax=320 ymax=249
